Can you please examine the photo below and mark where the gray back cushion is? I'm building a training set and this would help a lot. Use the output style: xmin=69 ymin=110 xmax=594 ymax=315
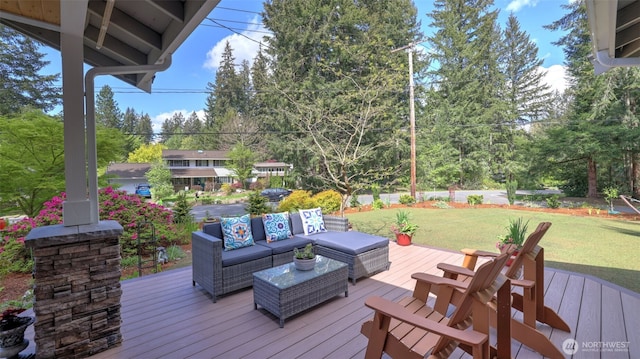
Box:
xmin=290 ymin=212 xmax=304 ymax=234
xmin=251 ymin=216 xmax=266 ymax=242
xmin=203 ymin=222 xmax=223 ymax=238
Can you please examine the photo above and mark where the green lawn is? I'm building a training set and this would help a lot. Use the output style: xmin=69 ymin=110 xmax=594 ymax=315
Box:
xmin=346 ymin=207 xmax=640 ymax=294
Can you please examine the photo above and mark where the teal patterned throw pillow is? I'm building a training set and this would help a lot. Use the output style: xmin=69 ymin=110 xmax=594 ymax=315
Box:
xmin=262 ymin=212 xmax=292 ymax=243
xmin=220 ymin=214 xmax=254 ymax=250
xmin=299 ymin=207 xmax=327 ymax=235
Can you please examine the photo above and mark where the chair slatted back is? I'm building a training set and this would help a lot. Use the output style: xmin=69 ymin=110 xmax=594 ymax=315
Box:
xmin=505 ymin=222 xmax=551 ymax=279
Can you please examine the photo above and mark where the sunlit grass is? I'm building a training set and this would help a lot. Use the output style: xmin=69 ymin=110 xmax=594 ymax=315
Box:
xmin=346 ymin=207 xmax=640 ymax=293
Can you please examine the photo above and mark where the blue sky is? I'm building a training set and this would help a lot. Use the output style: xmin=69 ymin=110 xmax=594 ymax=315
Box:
xmin=42 ymin=0 xmax=571 ymax=133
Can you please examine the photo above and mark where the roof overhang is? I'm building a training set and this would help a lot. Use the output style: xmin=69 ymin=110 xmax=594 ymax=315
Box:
xmin=0 ymin=0 xmax=221 ymax=92
xmin=586 ymin=0 xmax=640 ymax=74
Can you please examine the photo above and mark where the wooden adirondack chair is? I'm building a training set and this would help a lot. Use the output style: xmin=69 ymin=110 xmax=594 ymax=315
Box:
xmin=438 ymin=221 xmax=569 ymax=359
xmin=360 ymin=253 xmax=511 ymax=359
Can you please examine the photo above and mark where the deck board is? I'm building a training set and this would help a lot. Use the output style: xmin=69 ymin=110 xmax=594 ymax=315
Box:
xmin=22 ymin=243 xmax=640 ymax=359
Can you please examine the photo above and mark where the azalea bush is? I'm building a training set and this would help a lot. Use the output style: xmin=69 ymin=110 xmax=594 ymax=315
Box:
xmin=0 ymin=187 xmax=180 ymax=274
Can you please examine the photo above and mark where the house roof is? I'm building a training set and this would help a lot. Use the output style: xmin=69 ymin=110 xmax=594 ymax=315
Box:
xmin=169 ymin=168 xmax=218 ymax=178
xmin=586 ymin=0 xmax=640 ymax=73
xmin=0 ymin=0 xmax=221 ymax=92
xmin=163 ymin=149 xmax=229 ymax=160
xmin=105 ymin=163 xmax=151 ymax=179
xmin=253 ymin=161 xmax=290 ymax=168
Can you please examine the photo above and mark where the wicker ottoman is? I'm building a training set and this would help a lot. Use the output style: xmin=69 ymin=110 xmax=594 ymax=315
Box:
xmin=253 ymin=255 xmax=348 ymax=328
xmin=313 ymin=231 xmax=390 ymax=285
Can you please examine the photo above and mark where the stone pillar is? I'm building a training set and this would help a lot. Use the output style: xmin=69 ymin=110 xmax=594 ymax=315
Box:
xmin=25 ymin=221 xmax=123 ymax=359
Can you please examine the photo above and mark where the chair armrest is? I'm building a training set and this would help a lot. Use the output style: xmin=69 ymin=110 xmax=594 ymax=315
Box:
xmin=323 ymin=215 xmax=349 ymax=232
xmin=411 ymin=272 xmax=469 ymax=290
xmin=437 ymin=263 xmax=476 ymax=278
xmin=460 ymin=248 xmax=499 ymax=257
xmin=365 ymin=296 xmax=487 ymax=347
xmin=509 ymin=278 xmax=535 ymax=288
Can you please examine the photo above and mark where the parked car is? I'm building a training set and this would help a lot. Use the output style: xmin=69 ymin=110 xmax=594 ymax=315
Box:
xmin=135 ymin=184 xmax=152 ymax=198
xmin=260 ymin=188 xmax=292 ymax=202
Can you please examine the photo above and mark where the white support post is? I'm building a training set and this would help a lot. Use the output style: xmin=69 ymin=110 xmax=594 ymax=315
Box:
xmin=61 ymin=0 xmax=95 ymax=226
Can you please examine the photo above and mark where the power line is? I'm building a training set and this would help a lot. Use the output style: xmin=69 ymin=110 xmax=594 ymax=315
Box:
xmin=206 ymin=17 xmax=265 ymax=26
xmin=206 ymin=18 xmax=268 ymax=48
xmin=201 ymin=23 xmax=271 ymax=35
xmin=215 ymin=6 xmax=262 ymax=15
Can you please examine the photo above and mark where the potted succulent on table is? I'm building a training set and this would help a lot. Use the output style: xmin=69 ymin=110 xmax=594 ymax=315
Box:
xmin=496 ymin=217 xmax=529 ymax=266
xmin=0 ymin=308 xmax=34 ymax=359
xmin=293 ymin=243 xmax=316 ymax=271
xmin=391 ymin=210 xmax=419 ymax=246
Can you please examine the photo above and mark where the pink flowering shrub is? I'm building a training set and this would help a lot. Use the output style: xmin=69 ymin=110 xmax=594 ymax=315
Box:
xmin=1 ymin=187 xmax=178 ymax=273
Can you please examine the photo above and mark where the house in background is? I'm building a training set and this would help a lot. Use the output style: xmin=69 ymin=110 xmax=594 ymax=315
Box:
xmin=105 ymin=149 xmax=292 ymax=193
xmin=105 ymin=163 xmax=152 ymax=193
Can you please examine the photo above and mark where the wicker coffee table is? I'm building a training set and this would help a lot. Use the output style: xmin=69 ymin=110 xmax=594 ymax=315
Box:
xmin=253 ymin=255 xmax=348 ymax=328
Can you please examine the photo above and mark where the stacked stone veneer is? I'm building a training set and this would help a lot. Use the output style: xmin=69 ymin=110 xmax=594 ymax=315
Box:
xmin=25 ymin=221 xmax=123 ymax=359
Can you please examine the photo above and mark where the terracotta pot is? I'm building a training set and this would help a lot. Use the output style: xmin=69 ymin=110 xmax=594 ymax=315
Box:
xmin=395 ymin=233 xmax=412 ymax=246
xmin=506 ymin=250 xmax=520 ymax=266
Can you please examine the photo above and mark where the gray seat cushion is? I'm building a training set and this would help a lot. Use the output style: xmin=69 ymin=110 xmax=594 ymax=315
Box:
xmin=220 ymin=244 xmax=272 ymax=267
xmin=256 ymin=237 xmax=314 ymax=255
xmin=310 ymin=231 xmax=389 ymax=255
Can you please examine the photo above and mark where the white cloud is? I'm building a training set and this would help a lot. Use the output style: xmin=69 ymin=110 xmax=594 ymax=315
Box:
xmin=540 ymin=64 xmax=568 ymax=93
xmin=151 ymin=109 xmax=205 ymax=134
xmin=203 ymin=16 xmax=270 ymax=71
xmin=506 ymin=0 xmax=538 ymax=12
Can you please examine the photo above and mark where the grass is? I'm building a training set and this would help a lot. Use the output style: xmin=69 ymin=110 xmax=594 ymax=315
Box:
xmin=346 ymin=207 xmax=640 ymax=294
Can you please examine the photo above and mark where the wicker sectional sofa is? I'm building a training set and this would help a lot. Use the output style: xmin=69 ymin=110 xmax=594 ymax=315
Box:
xmin=192 ymin=213 xmax=390 ymax=302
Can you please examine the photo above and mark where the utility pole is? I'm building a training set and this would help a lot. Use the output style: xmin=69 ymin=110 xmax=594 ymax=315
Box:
xmin=392 ymin=42 xmax=417 ymax=199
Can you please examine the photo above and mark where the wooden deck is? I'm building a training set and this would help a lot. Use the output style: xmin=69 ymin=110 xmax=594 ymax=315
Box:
xmin=24 ymin=243 xmax=640 ymax=358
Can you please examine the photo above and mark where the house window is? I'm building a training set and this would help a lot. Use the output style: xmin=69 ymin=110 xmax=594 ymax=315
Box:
xmin=168 ymin=160 xmax=189 ymax=167
xmin=211 ymin=160 xmax=225 ymax=167
xmin=196 ymin=160 xmax=208 ymax=167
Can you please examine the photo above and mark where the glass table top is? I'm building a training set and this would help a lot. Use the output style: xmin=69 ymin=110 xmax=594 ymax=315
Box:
xmin=253 ymin=255 xmax=347 ymax=289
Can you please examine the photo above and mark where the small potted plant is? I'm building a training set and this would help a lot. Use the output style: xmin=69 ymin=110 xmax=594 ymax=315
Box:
xmin=391 ymin=210 xmax=419 ymax=246
xmin=0 ymin=308 xmax=34 ymax=358
xmin=496 ymin=217 xmax=529 ymax=265
xmin=293 ymin=243 xmax=316 ymax=271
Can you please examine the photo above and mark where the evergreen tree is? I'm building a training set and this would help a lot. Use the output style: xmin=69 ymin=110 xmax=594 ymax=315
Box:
xmin=496 ymin=13 xmax=553 ymax=182
xmin=135 ymin=113 xmax=154 ymax=144
xmin=95 ymin=85 xmax=122 ymax=129
xmin=0 ymin=25 xmax=60 ymax=115
xmin=122 ymin=107 xmax=138 ymax=134
xmin=543 ymin=1 xmax=610 ymax=197
xmin=250 ymin=46 xmax=271 ymax=122
xmin=204 ymin=41 xmax=244 ymax=150
xmin=159 ymin=112 xmax=185 ymax=144
xmin=183 ymin=111 xmax=202 ymax=135
xmin=426 ymin=0 xmax=504 ymax=187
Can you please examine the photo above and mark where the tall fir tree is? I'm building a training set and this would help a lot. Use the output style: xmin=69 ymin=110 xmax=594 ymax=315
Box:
xmin=203 ymin=41 xmax=244 ymax=149
xmin=160 ymin=112 xmax=185 ymax=145
xmin=122 ymin=107 xmax=138 ymax=134
xmin=496 ymin=13 xmax=552 ymax=182
xmin=543 ymin=1 xmax=610 ymax=197
xmin=426 ymin=0 xmax=504 ymax=187
xmin=0 ymin=25 xmax=60 ymax=115
xmin=135 ymin=113 xmax=154 ymax=144
xmin=95 ymin=85 xmax=122 ymax=129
